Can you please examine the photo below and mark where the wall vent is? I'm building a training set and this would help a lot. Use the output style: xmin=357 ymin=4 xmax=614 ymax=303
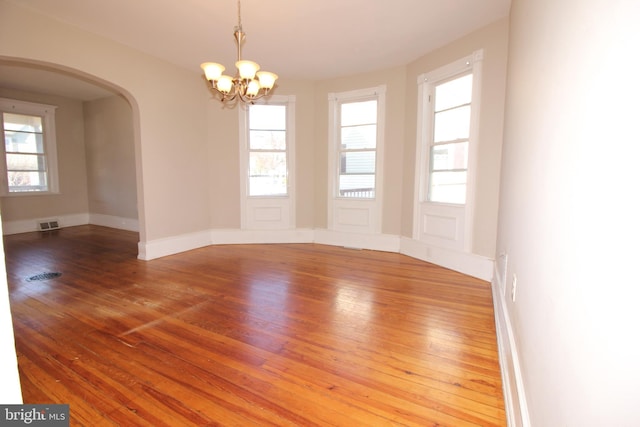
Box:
xmin=37 ymin=219 xmax=61 ymax=232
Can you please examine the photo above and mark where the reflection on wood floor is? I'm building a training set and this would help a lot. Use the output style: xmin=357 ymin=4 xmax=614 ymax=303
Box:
xmin=5 ymin=225 xmax=505 ymax=426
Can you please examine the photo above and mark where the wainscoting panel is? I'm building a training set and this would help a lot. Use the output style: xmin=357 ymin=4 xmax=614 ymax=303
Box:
xmin=336 ymin=207 xmax=370 ymax=227
xmin=417 ymin=202 xmax=465 ymax=250
xmin=253 ymin=207 xmax=283 ymax=222
xmin=243 ymin=197 xmax=292 ymax=230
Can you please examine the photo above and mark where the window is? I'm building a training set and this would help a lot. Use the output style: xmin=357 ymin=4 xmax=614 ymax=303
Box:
xmin=428 ymin=73 xmax=473 ymax=204
xmin=327 ymin=86 xmax=385 ymax=234
xmin=0 ymin=98 xmax=58 ymax=195
xmin=247 ymin=104 xmax=288 ymax=196
xmin=338 ymin=99 xmax=378 ymax=198
xmin=239 ymin=95 xmax=296 ymax=230
xmin=413 ymin=50 xmax=482 ymax=250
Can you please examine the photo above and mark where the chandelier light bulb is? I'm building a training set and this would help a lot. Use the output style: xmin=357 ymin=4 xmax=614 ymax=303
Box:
xmin=256 ymin=71 xmax=278 ymax=90
xmin=216 ymin=75 xmax=234 ymax=94
xmin=236 ymin=60 xmax=260 ymax=81
xmin=200 ymin=62 xmax=225 ymax=81
xmin=246 ymin=79 xmax=261 ymax=97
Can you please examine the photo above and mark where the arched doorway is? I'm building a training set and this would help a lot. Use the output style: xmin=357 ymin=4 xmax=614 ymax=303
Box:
xmin=0 ymin=59 xmax=144 ymax=243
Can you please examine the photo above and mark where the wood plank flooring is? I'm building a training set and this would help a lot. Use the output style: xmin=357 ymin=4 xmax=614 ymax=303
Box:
xmin=4 ymin=225 xmax=505 ymax=426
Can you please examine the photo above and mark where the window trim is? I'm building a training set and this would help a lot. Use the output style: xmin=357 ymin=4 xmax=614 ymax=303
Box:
xmin=413 ymin=50 xmax=483 ymax=250
xmin=328 ymin=86 xmax=386 ymax=201
xmin=0 ymin=98 xmax=59 ymax=196
xmin=238 ymin=94 xmax=296 ymax=230
xmin=244 ymin=102 xmax=289 ymax=198
xmin=327 ymin=85 xmax=386 ymax=234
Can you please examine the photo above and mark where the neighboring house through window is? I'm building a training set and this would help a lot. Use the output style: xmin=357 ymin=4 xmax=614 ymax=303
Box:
xmin=0 ymin=98 xmax=59 ymax=196
xmin=338 ymin=99 xmax=378 ymax=199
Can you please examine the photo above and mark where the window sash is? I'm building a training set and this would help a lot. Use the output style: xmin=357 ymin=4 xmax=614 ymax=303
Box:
xmin=427 ymin=72 xmax=473 ymax=204
xmin=338 ymin=99 xmax=378 ymax=199
xmin=1 ymin=108 xmax=55 ymax=194
xmin=247 ymin=104 xmax=288 ymax=197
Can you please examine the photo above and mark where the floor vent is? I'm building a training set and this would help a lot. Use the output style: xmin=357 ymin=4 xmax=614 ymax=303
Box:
xmin=27 ymin=272 xmax=62 ymax=282
xmin=38 ymin=219 xmax=61 ymax=231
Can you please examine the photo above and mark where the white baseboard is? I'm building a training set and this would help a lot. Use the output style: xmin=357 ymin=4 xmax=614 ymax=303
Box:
xmin=400 ymin=236 xmax=494 ymax=281
xmin=89 ymin=213 xmax=139 ymax=232
xmin=1 ymin=213 xmax=89 ymax=235
xmin=140 ymin=227 xmax=492 ymax=281
xmin=140 ymin=228 xmax=403 ymax=260
xmin=313 ymin=229 xmax=400 ymax=253
xmin=492 ymin=264 xmax=531 ymax=427
xmin=138 ymin=229 xmax=212 ymax=261
xmin=211 ymin=228 xmax=315 ymax=245
xmin=139 ymin=228 xmax=316 ymax=261
xmin=2 ymin=213 xmax=138 ymax=235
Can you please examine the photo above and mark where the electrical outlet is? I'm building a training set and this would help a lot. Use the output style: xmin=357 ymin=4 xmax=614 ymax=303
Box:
xmin=511 ymin=274 xmax=517 ymax=302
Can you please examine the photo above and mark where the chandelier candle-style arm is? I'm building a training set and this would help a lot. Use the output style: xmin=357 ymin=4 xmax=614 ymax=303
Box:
xmin=200 ymin=0 xmax=278 ymax=104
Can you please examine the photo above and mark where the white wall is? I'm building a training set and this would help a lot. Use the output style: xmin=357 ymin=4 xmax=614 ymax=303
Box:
xmin=0 ymin=218 xmax=21 ymax=403
xmin=84 ymin=95 xmax=137 ymax=222
xmin=496 ymin=0 xmax=640 ymax=425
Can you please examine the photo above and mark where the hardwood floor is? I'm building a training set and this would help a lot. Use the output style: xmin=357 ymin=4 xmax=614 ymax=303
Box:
xmin=4 ymin=225 xmax=506 ymax=426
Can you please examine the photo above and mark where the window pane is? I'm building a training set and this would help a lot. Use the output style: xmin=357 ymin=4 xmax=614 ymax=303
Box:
xmin=340 ymin=151 xmax=375 ymax=174
xmin=341 ymin=100 xmax=377 ymax=126
xmin=249 ymin=105 xmax=285 ymax=130
xmin=435 ymin=74 xmax=473 ymax=112
xmin=250 ymin=130 xmax=286 ymax=150
xmin=341 ymin=124 xmax=376 ymax=149
xmin=339 ymin=174 xmax=375 ymax=198
xmin=249 ymin=152 xmax=287 ymax=196
xmin=8 ymin=171 xmax=48 ymax=192
xmin=431 ymin=142 xmax=468 ymax=171
xmin=5 ymin=131 xmax=44 ymax=153
xmin=6 ymin=153 xmax=45 ymax=171
xmin=247 ymin=104 xmax=288 ymax=197
xmin=3 ymin=113 xmax=42 ymax=133
xmin=429 ymin=171 xmax=467 ymax=204
xmin=339 ymin=151 xmax=376 ymax=198
xmin=336 ymin=97 xmax=379 ymax=199
xmin=433 ymin=105 xmax=470 ymax=142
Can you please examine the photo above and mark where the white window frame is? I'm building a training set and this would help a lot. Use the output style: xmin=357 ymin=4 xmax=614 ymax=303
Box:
xmin=239 ymin=95 xmax=296 ymax=230
xmin=0 ymin=98 xmax=59 ymax=196
xmin=328 ymin=85 xmax=386 ymax=234
xmin=413 ymin=51 xmax=483 ymax=251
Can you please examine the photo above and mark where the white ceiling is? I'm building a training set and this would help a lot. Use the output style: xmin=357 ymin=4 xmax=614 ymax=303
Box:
xmin=1 ymin=0 xmax=511 ymax=100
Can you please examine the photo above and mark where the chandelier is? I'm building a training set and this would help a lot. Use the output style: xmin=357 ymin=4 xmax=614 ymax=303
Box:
xmin=200 ymin=0 xmax=278 ymax=104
